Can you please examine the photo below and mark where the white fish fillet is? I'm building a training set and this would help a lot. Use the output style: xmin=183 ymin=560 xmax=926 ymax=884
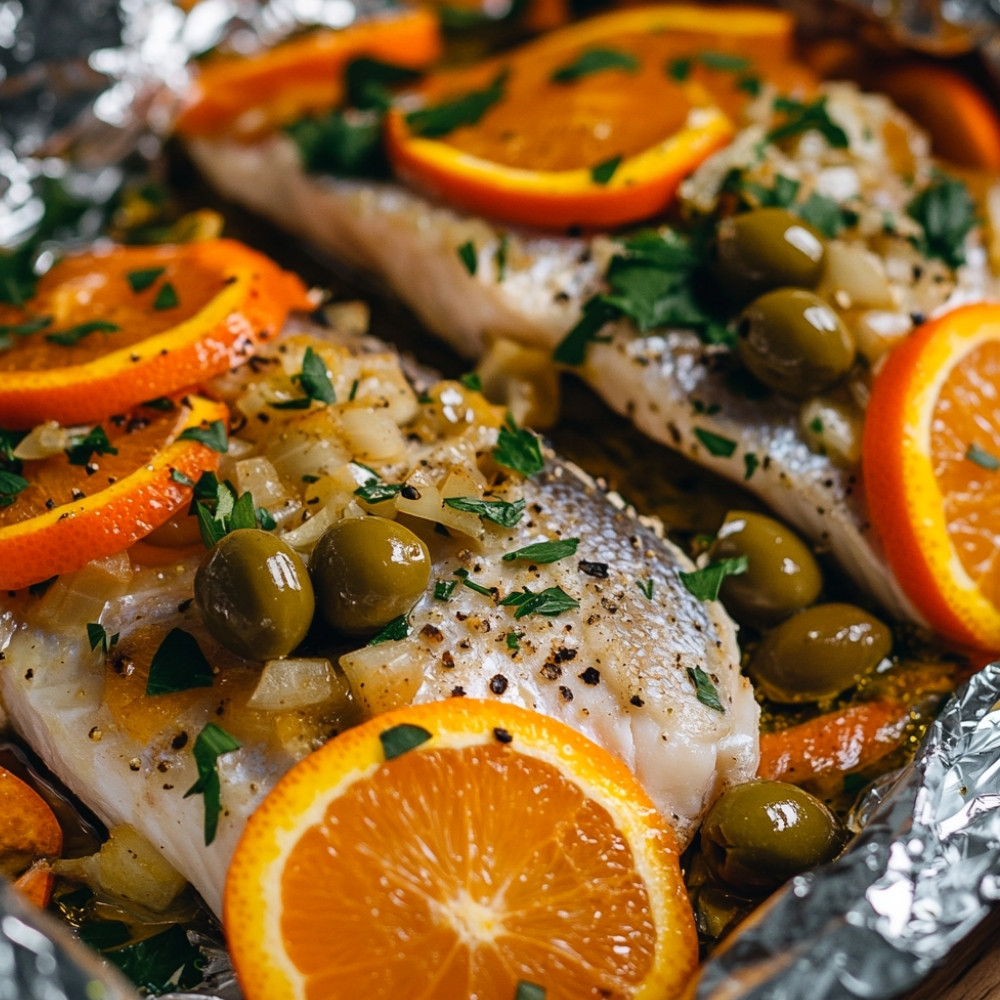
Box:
xmin=0 ymin=325 xmax=756 ymax=916
xmin=186 ymin=81 xmax=1000 ymax=628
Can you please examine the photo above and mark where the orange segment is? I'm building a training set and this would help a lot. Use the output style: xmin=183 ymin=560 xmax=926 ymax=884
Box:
xmin=0 ymin=239 xmax=309 ymax=429
xmin=175 ymin=8 xmax=443 ymax=139
xmin=862 ymin=302 xmax=1000 ymax=650
xmin=0 ymin=765 xmax=63 ymax=879
xmin=225 ymin=699 xmax=698 ymax=1000
xmin=0 ymin=395 xmax=227 ymax=590
xmin=385 ymin=5 xmax=814 ymax=230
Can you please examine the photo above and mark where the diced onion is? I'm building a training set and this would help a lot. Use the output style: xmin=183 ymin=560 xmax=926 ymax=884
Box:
xmin=248 ymin=657 xmax=349 ymax=711
xmin=340 ymin=408 xmax=407 ymax=462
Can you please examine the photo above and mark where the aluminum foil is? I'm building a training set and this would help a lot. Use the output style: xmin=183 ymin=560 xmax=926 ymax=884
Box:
xmin=3 ymin=1 xmax=1000 ymax=998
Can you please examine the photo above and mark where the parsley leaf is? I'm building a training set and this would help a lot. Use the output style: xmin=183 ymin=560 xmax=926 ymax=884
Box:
xmin=380 ymin=723 xmax=432 ymax=760
xmin=502 ymin=537 xmax=579 ymax=563
xmin=126 ymin=267 xmax=166 ymax=293
xmin=66 ymin=426 xmax=118 ymax=466
xmin=687 ymin=665 xmax=725 ymax=712
xmin=287 ymin=110 xmax=386 ymax=177
xmin=355 ymin=482 xmax=403 ymax=504
xmin=796 ymin=191 xmax=857 ymax=238
xmin=551 ymin=48 xmax=639 ymax=83
xmin=906 ymin=176 xmax=977 ymax=269
xmin=743 ymin=452 xmax=759 ymax=480
xmin=694 ymin=428 xmax=736 ymax=457
xmin=553 ymin=298 xmax=619 ymax=366
xmin=493 ymin=415 xmax=544 ymax=476
xmin=515 ymin=982 xmax=546 ymax=1000
xmin=697 ymin=51 xmax=750 ymax=71
xmin=178 ymin=420 xmax=228 ymax=452
xmin=152 ymin=282 xmax=179 ymax=310
xmin=405 ymin=70 xmax=507 ymax=139
xmin=591 ymin=155 xmax=622 ymax=186
xmin=0 ymin=315 xmax=52 ymax=338
xmin=367 ymin=614 xmax=411 ymax=645
xmin=434 ymin=579 xmax=459 ymax=601
xmin=272 ymin=345 xmax=337 ymax=408
xmin=766 ymin=96 xmax=849 ymax=148
xmin=457 ymin=240 xmax=478 ymax=276
xmin=444 ymin=495 xmax=526 ymax=526
xmin=679 ymin=555 xmax=748 ymax=601
xmin=86 ymin=622 xmax=119 ymax=653
xmin=966 ymin=442 xmax=1000 ymax=471
xmin=500 ymin=585 xmax=579 ymax=618
xmin=345 ymin=56 xmax=422 ymax=111
xmin=495 ymin=234 xmax=509 ymax=281
xmin=460 ymin=372 xmax=482 ymax=391
xmin=184 ymin=723 xmax=241 ymax=846
xmin=191 ymin=472 xmax=266 ymax=546
xmin=100 ymin=924 xmax=204 ymax=995
xmin=45 ymin=320 xmax=120 ymax=346
xmin=0 ymin=469 xmax=28 ymax=507
xmin=146 ymin=628 xmax=214 ymax=695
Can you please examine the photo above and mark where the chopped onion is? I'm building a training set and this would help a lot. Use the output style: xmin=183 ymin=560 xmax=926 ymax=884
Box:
xmin=248 ymin=657 xmax=349 ymax=711
xmin=340 ymin=408 xmax=407 ymax=462
xmin=32 ymin=554 xmax=133 ymax=630
xmin=340 ymin=643 xmax=420 ymax=718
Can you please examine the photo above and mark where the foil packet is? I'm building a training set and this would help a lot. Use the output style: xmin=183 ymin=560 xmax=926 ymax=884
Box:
xmin=3 ymin=2 xmax=1000 ymax=998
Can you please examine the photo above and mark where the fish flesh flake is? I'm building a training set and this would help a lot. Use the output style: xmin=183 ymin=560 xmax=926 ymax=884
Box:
xmin=0 ymin=324 xmax=756 ymax=915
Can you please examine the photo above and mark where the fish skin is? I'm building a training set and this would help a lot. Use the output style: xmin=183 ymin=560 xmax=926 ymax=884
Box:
xmin=0 ymin=329 xmax=756 ymax=916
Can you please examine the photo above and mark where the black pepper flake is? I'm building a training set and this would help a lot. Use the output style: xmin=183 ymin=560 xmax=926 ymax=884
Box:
xmin=553 ymin=646 xmax=577 ymax=663
xmin=630 ymin=695 xmax=644 ymax=707
xmin=171 ymin=731 xmax=189 ymax=750
xmin=489 ymin=674 xmax=509 ymax=694
xmin=177 ymin=598 xmax=193 ymax=613
xmin=579 ymin=667 xmax=601 ymax=685
xmin=559 ymin=685 xmax=574 ymax=701
xmin=493 ymin=727 xmax=513 ymax=744
xmin=451 ymin=686 xmax=466 ymax=697
xmin=71 ymin=488 xmax=85 ymax=500
xmin=441 ymin=650 xmax=455 ymax=669
xmin=400 ymin=484 xmax=421 ymax=500
xmin=539 ymin=663 xmax=562 ymax=681
xmin=24 ymin=668 xmax=33 ymax=680
xmin=156 ymin=761 xmax=169 ymax=773
xmin=44 ymin=498 xmax=55 ymax=510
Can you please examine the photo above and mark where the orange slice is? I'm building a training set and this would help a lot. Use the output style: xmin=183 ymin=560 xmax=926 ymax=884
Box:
xmin=225 ymin=699 xmax=698 ymax=1000
xmin=385 ymin=5 xmax=813 ymax=230
xmin=0 ymin=394 xmax=227 ymax=590
xmin=0 ymin=765 xmax=63 ymax=875
xmin=862 ymin=302 xmax=1000 ymax=650
xmin=0 ymin=239 xmax=309 ymax=429
xmin=175 ymin=8 xmax=443 ymax=138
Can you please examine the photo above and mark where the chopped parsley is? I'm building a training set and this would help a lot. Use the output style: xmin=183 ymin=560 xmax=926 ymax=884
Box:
xmin=146 ymin=628 xmax=214 ymax=695
xmin=348 ymin=378 xmax=359 ymax=401
xmin=502 ymin=538 xmax=579 ymax=563
xmin=965 ymin=442 xmax=1000 ymax=471
xmin=697 ymin=51 xmax=750 ymax=71
xmin=495 ymin=234 xmax=509 ymax=281
xmin=590 ymin=155 xmax=622 ymax=186
xmin=170 ymin=468 xmax=195 ymax=487
xmin=679 ymin=555 xmax=748 ymax=601
xmin=0 ymin=469 xmax=28 ymax=507
xmin=434 ymin=579 xmax=459 ymax=601
xmin=460 ymin=371 xmax=482 ymax=391
xmin=178 ymin=419 xmax=229 ymax=452
xmin=184 ymin=723 xmax=241 ymax=846
xmin=694 ymin=428 xmax=737 ymax=458
xmin=743 ymin=452 xmax=759 ymax=480
xmin=86 ymin=622 xmax=119 ymax=654
xmin=667 ymin=57 xmax=691 ymax=81
xmin=97 ymin=923 xmax=204 ymax=995
xmin=355 ymin=482 xmax=404 ymax=504
xmin=379 ymin=722 xmax=432 ymax=760
xmin=66 ymin=426 xmax=118 ymax=466
xmin=191 ymin=472 xmax=268 ymax=546
xmin=272 ymin=345 xmax=336 ymax=409
xmin=455 ymin=567 xmax=494 ymax=596
xmin=457 ymin=240 xmax=478 ymax=276
xmin=906 ymin=176 xmax=977 ymax=270
xmin=125 ymin=267 xmax=166 ymax=293
xmin=367 ymin=614 xmax=411 ymax=645
xmin=152 ymin=282 xmax=179 ymax=311
xmin=687 ymin=665 xmax=725 ymax=712
xmin=766 ymin=95 xmax=849 ymax=148
xmin=797 ymin=191 xmax=857 ymax=238
xmin=636 ymin=578 xmax=655 ymax=599
xmin=550 ymin=48 xmax=639 ymax=83
xmin=515 ymin=980 xmax=546 ymax=1000
xmin=500 ymin=585 xmax=579 ymax=619
xmin=506 ymin=632 xmax=523 ymax=650
xmin=493 ymin=415 xmax=544 ymax=476
xmin=45 ymin=320 xmax=119 ymax=346
xmin=345 ymin=56 xmax=422 ymax=111
xmin=286 ymin=110 xmax=385 ymax=177
xmin=0 ymin=315 xmax=52 ymax=338
xmin=405 ymin=70 xmax=507 ymax=139
xmin=444 ymin=495 xmax=526 ymax=527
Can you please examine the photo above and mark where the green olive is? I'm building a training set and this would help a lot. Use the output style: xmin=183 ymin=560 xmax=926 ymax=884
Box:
xmin=713 ymin=208 xmax=826 ymax=303
xmin=737 ymin=288 xmax=856 ymax=398
xmin=748 ymin=602 xmax=893 ymax=704
xmin=195 ymin=529 xmax=315 ymax=661
xmin=311 ymin=516 xmax=431 ymax=635
xmin=701 ymin=779 xmax=846 ymax=892
xmin=708 ymin=511 xmax=822 ymax=627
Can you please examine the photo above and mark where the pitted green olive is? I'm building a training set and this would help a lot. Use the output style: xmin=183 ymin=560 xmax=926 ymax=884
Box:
xmin=748 ymin=602 xmax=893 ymax=704
xmin=195 ymin=529 xmax=315 ymax=661
xmin=708 ymin=511 xmax=822 ymax=627
xmin=311 ymin=516 xmax=431 ymax=635
xmin=737 ymin=288 xmax=856 ymax=398
xmin=701 ymin=779 xmax=846 ymax=891
xmin=713 ymin=208 xmax=826 ymax=303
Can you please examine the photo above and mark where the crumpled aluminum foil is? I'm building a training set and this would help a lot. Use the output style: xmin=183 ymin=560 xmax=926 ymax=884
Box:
xmin=3 ymin=1 xmax=1000 ymax=998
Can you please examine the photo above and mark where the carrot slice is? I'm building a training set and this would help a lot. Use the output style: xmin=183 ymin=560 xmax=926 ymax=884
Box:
xmin=0 ymin=395 xmax=227 ymax=590
xmin=0 ymin=239 xmax=309 ymax=429
xmin=175 ymin=8 xmax=443 ymax=138
xmin=757 ymin=699 xmax=911 ymax=785
xmin=385 ymin=5 xmax=814 ymax=230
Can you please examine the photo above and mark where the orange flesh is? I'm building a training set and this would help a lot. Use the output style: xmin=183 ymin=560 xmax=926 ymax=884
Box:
xmin=280 ymin=745 xmax=655 ymax=1000
xmin=0 ymin=766 xmax=63 ymax=870
xmin=932 ymin=340 xmax=1000 ymax=610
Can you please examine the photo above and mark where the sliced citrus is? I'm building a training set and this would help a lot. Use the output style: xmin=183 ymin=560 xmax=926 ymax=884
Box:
xmin=385 ymin=4 xmax=814 ymax=230
xmin=0 ymin=239 xmax=309 ymax=430
xmin=0 ymin=394 xmax=227 ymax=590
xmin=862 ymin=302 xmax=1000 ymax=650
xmin=0 ymin=765 xmax=63 ymax=880
xmin=175 ymin=8 xmax=443 ymax=139
xmin=225 ymin=698 xmax=698 ymax=1000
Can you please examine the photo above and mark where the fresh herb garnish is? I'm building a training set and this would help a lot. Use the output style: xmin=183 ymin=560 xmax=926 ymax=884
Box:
xmin=171 ymin=468 xmax=195 ymax=487
xmin=178 ymin=420 xmax=229 ymax=452
xmin=405 ymin=70 xmax=507 ymax=139
xmin=697 ymin=51 xmax=750 ymax=71
xmin=667 ymin=57 xmax=691 ymax=81
xmin=152 ymin=282 xmax=179 ymax=311
xmin=0 ymin=315 xmax=52 ymax=338
xmin=98 ymin=924 xmax=204 ymax=995
xmin=906 ymin=176 xmax=977 ymax=269
xmin=500 ymin=585 xmax=579 ymax=618
xmin=434 ymin=579 xmax=459 ymax=601
xmin=355 ymin=482 xmax=404 ymax=504
xmin=636 ymin=578 xmax=655 ymax=599
xmin=345 ymin=56 xmax=422 ymax=111
xmin=495 ymin=234 xmax=509 ymax=281
xmin=797 ymin=191 xmax=857 ymax=238
xmin=271 ymin=345 xmax=336 ymax=409
xmin=348 ymin=378 xmax=359 ymax=401
xmin=550 ymin=48 xmax=639 ymax=84
xmin=966 ymin=442 xmax=1000 ymax=471
xmin=86 ymin=622 xmax=119 ymax=653
xmin=367 ymin=614 xmax=411 ymax=645
xmin=286 ymin=110 xmax=385 ymax=177
xmin=126 ymin=267 xmax=166 ymax=293
xmin=66 ymin=426 xmax=118 ymax=466
xmin=679 ymin=555 xmax=748 ymax=601
xmin=455 ymin=567 xmax=494 ymax=596
xmin=184 ymin=723 xmax=241 ymax=846
xmin=0 ymin=469 xmax=28 ymax=507
xmin=687 ymin=665 xmax=725 ymax=712
xmin=766 ymin=95 xmax=849 ymax=148
xmin=743 ymin=452 xmax=759 ymax=480
xmin=506 ymin=632 xmax=523 ymax=650
xmin=191 ymin=472 xmax=266 ymax=546
xmin=146 ymin=628 xmax=214 ymax=696
xmin=515 ymin=982 xmax=546 ymax=1000
xmin=444 ymin=495 xmax=526 ymax=527
xmin=694 ymin=427 xmax=737 ymax=457
xmin=502 ymin=537 xmax=579 ymax=563
xmin=45 ymin=320 xmax=120 ymax=346
xmin=460 ymin=371 xmax=482 ymax=391
xmin=379 ymin=722 xmax=432 ymax=760
xmin=590 ymin=155 xmax=622 ymax=186
xmin=493 ymin=415 xmax=544 ymax=476
xmin=457 ymin=240 xmax=478 ymax=276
